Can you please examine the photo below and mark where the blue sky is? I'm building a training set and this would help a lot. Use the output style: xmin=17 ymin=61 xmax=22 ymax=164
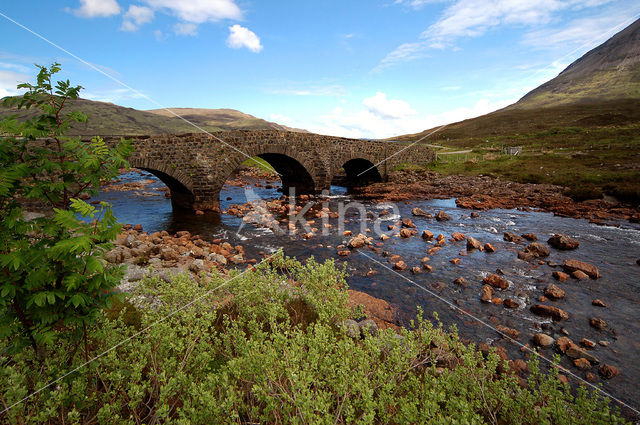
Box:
xmin=0 ymin=0 xmax=638 ymax=138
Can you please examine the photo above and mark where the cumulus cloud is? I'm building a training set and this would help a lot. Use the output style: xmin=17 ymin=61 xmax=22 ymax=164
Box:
xmin=143 ymin=0 xmax=242 ymax=23
xmin=227 ymin=25 xmax=263 ymax=52
xmin=73 ymin=0 xmax=121 ymax=18
xmin=120 ymin=5 xmax=154 ymax=31
xmin=362 ymin=92 xmax=417 ymax=120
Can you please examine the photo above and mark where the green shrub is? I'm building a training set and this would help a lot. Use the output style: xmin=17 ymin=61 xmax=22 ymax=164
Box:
xmin=0 ymin=63 xmax=132 ymax=356
xmin=0 ymin=254 xmax=627 ymax=424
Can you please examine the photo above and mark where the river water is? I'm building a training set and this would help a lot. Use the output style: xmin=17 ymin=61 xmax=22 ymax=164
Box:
xmin=96 ymin=171 xmax=640 ymax=417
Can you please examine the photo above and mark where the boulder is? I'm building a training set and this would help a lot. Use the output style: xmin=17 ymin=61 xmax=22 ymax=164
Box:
xmin=524 ymin=242 xmax=550 ymax=258
xmin=566 ymin=343 xmax=599 ymax=364
xmin=504 ymin=232 xmax=523 ymax=242
xmin=573 ymin=358 xmax=592 ymax=370
xmin=533 ymin=333 xmax=554 ymax=348
xmin=556 ymin=337 xmax=573 ymax=353
xmin=572 ymin=270 xmax=589 ymax=280
xmin=496 ymin=325 xmax=519 ymax=340
xmin=530 ymin=304 xmax=569 ymax=321
xmin=552 ymin=271 xmax=569 ymax=282
xmin=522 ymin=233 xmax=537 ymax=241
xmin=348 ymin=235 xmax=368 ymax=249
xmin=401 ymin=218 xmax=416 ymax=228
xmin=400 ymin=228 xmax=416 ymax=238
xmin=484 ymin=243 xmax=496 ymax=253
xmin=503 ymin=298 xmax=519 ymax=309
xmin=411 ymin=266 xmax=422 ymax=275
xmin=422 ymin=230 xmax=434 ymax=240
xmin=483 ymin=274 xmax=509 ymax=290
xmin=480 ymin=285 xmax=494 ymax=302
xmin=563 ymin=259 xmax=601 ymax=279
xmin=548 ymin=234 xmax=579 ymax=250
xmin=435 ymin=211 xmax=451 ymax=221
xmin=393 ymin=261 xmax=407 ymax=271
xmin=581 ymin=338 xmax=596 ymax=348
xmin=358 ymin=319 xmax=378 ymax=337
xmin=412 ymin=207 xmax=432 ymax=217
xmin=589 ymin=317 xmax=607 ymax=330
xmin=544 ymin=284 xmax=565 ymax=299
xmin=341 ymin=319 xmax=361 ymax=339
xmin=466 ymin=236 xmax=483 ymax=251
xmin=598 ymin=364 xmax=619 ymax=379
xmin=451 ymin=232 xmax=466 ymax=241
xmin=592 ymin=299 xmax=607 ymax=308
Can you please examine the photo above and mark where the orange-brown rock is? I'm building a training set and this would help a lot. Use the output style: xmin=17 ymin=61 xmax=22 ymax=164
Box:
xmin=563 ymin=259 xmax=601 ymax=279
xmin=347 ymin=289 xmax=397 ymax=331
xmin=483 ymin=274 xmax=509 ymax=290
xmin=530 ymin=304 xmax=569 ymax=321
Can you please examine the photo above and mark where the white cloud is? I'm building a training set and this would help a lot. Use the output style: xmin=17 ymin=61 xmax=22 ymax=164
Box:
xmin=73 ymin=0 xmax=121 ymax=18
xmin=83 ymin=87 xmax=146 ymax=104
xmin=269 ymin=113 xmax=293 ymax=125
xmin=143 ymin=0 xmax=242 ymax=23
xmin=121 ymin=5 xmax=154 ymax=32
xmin=227 ymin=25 xmax=263 ymax=53
xmin=362 ymin=92 xmax=417 ymax=119
xmin=0 ymin=70 xmax=28 ymax=98
xmin=521 ymin=12 xmax=633 ymax=51
xmin=174 ymin=22 xmax=198 ymax=36
xmin=297 ymin=93 xmax=513 ymax=139
xmin=379 ymin=0 xmax=621 ymax=69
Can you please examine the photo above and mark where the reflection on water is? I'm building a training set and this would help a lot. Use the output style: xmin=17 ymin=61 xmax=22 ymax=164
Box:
xmin=94 ymin=171 xmax=640 ymax=413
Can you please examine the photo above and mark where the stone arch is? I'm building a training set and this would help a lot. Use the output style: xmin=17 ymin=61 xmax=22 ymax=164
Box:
xmin=217 ymin=143 xmax=330 ymax=198
xmin=330 ymin=155 xmax=384 ymax=187
xmin=128 ymin=158 xmax=196 ymax=210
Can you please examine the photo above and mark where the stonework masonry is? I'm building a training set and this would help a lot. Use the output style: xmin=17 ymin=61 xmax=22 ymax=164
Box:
xmin=94 ymin=130 xmax=435 ymax=211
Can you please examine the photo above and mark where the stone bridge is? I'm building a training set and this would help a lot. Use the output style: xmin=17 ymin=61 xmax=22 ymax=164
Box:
xmin=97 ymin=130 xmax=434 ymax=211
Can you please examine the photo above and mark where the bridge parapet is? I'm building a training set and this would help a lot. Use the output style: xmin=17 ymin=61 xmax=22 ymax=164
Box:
xmin=95 ymin=131 xmax=434 ymax=211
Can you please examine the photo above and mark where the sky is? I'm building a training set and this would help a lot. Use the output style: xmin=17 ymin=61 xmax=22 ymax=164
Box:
xmin=0 ymin=0 xmax=638 ymax=139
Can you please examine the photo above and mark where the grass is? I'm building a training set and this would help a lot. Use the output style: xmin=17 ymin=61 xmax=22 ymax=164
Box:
xmin=392 ymin=100 xmax=640 ymax=204
xmin=241 ymin=156 xmax=278 ymax=174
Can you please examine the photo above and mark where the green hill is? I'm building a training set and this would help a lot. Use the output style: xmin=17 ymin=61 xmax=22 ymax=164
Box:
xmin=0 ymin=98 xmax=306 ymax=136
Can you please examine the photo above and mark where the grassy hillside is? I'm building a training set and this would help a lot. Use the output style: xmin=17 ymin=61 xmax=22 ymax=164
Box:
xmin=391 ymin=100 xmax=640 ymax=204
xmin=390 ymin=19 xmax=640 ymax=204
xmin=147 ymin=108 xmax=306 ymax=133
xmin=0 ymin=98 xmax=305 ymax=136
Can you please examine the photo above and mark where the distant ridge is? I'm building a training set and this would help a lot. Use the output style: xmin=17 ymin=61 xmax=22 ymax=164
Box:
xmin=0 ymin=98 xmax=307 ymax=136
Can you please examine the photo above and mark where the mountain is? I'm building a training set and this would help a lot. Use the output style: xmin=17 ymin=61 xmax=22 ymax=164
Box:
xmin=393 ymin=18 xmax=640 ymax=142
xmin=514 ymin=18 xmax=640 ymax=108
xmin=0 ymin=98 xmax=306 ymax=135
xmin=390 ymin=18 xmax=640 ymax=204
xmin=146 ymin=107 xmax=306 ymax=133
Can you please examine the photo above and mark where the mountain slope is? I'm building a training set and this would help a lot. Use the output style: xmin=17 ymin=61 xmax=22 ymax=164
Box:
xmin=389 ymin=19 xmax=640 ymax=204
xmin=514 ymin=18 xmax=640 ymax=108
xmin=0 ymin=98 xmax=305 ymax=135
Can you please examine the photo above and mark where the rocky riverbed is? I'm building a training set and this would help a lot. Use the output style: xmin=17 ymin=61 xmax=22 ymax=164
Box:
xmin=92 ymin=167 xmax=640 ymax=417
xmin=356 ymin=169 xmax=640 ymax=224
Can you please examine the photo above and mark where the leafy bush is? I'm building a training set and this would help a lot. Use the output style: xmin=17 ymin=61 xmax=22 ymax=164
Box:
xmin=0 ymin=63 xmax=132 ymax=356
xmin=0 ymin=254 xmax=626 ymax=424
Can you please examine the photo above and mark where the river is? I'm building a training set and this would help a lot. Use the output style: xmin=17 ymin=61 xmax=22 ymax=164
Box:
xmin=95 ymin=170 xmax=640 ymax=417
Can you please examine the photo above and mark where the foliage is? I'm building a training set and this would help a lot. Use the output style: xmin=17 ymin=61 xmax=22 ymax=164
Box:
xmin=0 ymin=63 xmax=132 ymax=355
xmin=0 ymin=254 xmax=627 ymax=424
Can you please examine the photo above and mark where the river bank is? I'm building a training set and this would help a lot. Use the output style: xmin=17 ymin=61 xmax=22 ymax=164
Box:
xmin=91 ymin=167 xmax=640 ymax=417
xmin=357 ymin=169 xmax=640 ymax=224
